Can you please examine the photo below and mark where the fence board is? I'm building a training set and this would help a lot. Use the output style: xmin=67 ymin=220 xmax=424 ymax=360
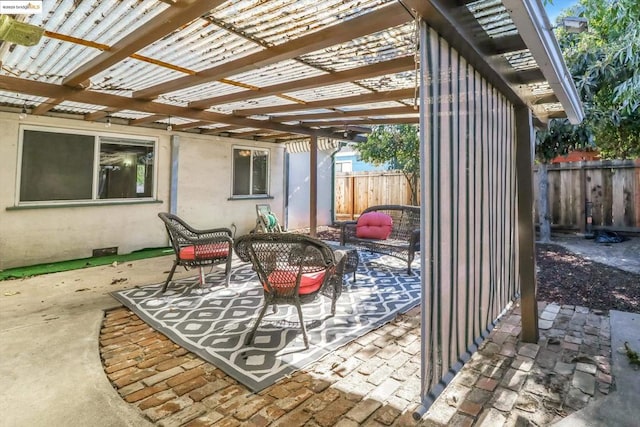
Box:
xmin=531 ymin=160 xmax=640 ymax=231
xmin=336 ymin=162 xmax=639 ymax=232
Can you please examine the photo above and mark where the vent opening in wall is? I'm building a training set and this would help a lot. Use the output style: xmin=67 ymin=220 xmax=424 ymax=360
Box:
xmin=93 ymin=247 xmax=118 ymax=257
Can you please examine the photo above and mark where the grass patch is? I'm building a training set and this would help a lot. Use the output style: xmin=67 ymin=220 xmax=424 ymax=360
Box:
xmin=0 ymin=247 xmax=173 ymax=281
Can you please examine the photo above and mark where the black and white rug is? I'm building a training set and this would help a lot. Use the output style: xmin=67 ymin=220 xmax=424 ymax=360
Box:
xmin=111 ymin=251 xmax=420 ymax=392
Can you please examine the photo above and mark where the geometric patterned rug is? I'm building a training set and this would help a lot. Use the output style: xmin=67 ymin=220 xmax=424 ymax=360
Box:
xmin=111 ymin=251 xmax=420 ymax=392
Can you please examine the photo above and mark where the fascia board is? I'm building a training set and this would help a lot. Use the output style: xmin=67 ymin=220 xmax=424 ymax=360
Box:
xmin=503 ymin=0 xmax=585 ymax=124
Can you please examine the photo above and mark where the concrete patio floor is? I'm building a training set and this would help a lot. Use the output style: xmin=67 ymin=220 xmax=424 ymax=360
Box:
xmin=0 ymin=234 xmax=637 ymax=426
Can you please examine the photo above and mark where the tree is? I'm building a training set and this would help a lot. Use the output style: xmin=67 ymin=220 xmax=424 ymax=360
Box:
xmin=357 ymin=124 xmax=420 ymax=205
xmin=535 ymin=119 xmax=590 ymax=242
xmin=555 ymin=0 xmax=640 ymax=159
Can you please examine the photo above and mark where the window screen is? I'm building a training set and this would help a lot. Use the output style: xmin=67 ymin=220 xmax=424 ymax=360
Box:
xmin=20 ymin=130 xmax=94 ymax=201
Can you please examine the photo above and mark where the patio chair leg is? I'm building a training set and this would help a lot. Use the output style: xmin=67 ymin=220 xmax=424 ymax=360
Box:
xmin=199 ymin=267 xmax=206 ymax=287
xmin=162 ymin=261 xmax=178 ymax=293
xmin=224 ymin=257 xmax=232 ymax=287
xmin=295 ymin=301 xmax=309 ymax=349
xmin=246 ymin=300 xmax=271 ymax=346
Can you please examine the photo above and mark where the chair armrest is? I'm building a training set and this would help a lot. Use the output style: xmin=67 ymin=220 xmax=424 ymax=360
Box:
xmin=177 ymin=230 xmax=233 ymax=254
xmin=339 ymin=221 xmax=357 ymax=245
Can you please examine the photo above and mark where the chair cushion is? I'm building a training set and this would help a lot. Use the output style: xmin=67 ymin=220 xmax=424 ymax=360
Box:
xmin=356 ymin=211 xmax=393 ymax=240
xmin=179 ymin=244 xmax=229 ymax=260
xmin=266 ymin=270 xmax=326 ymax=295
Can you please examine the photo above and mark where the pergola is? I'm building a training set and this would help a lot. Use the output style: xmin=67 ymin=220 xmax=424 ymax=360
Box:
xmin=0 ymin=0 xmax=583 ymax=414
xmin=1 ymin=0 xmax=577 ymax=138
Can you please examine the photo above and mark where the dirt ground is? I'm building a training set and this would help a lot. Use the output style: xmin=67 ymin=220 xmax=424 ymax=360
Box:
xmin=313 ymin=227 xmax=640 ymax=314
xmin=536 ymin=243 xmax=640 ymax=314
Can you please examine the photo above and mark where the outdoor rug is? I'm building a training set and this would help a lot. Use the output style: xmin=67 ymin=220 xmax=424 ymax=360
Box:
xmin=111 ymin=251 xmax=421 ymax=392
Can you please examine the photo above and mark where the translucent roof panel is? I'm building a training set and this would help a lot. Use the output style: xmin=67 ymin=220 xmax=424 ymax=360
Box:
xmin=209 ymin=0 xmax=393 ymax=46
xmin=2 ymin=0 xmax=169 ymax=84
xmin=467 ymin=0 xmax=517 ymax=39
xmin=299 ymin=22 xmax=415 ymax=72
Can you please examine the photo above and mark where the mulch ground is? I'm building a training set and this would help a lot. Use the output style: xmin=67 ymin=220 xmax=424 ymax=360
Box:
xmin=312 ymin=227 xmax=640 ymax=314
xmin=536 ymin=243 xmax=640 ymax=314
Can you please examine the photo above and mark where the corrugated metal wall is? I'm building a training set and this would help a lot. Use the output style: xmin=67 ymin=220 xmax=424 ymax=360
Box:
xmin=419 ymin=24 xmax=520 ymax=405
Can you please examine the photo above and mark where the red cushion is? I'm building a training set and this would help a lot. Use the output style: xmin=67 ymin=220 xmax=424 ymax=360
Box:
xmin=356 ymin=211 xmax=393 ymax=240
xmin=266 ymin=270 xmax=326 ymax=295
xmin=179 ymin=244 xmax=229 ymax=260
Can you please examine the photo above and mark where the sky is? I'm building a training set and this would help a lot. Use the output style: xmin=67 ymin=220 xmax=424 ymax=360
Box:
xmin=544 ymin=0 xmax=579 ymax=22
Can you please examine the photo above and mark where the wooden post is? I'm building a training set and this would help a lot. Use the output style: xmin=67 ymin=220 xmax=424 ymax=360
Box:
xmin=310 ymin=135 xmax=318 ymax=237
xmin=350 ymin=175 xmax=355 ymax=220
xmin=515 ymin=106 xmax=539 ymax=343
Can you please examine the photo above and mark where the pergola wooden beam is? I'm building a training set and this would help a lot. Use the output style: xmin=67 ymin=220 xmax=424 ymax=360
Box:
xmin=129 ymin=114 xmax=167 ymax=126
xmin=31 ymin=98 xmax=63 ymax=115
xmin=0 ymin=75 xmax=345 ymax=139
xmin=271 ymin=106 xmax=417 ymax=122
xmin=189 ymin=56 xmax=415 ymax=109
xmin=62 ymin=0 xmax=226 ymax=87
xmin=199 ymin=125 xmax=243 ymax=135
xmin=302 ymin=117 xmax=418 ymax=127
xmin=172 ymin=121 xmax=211 ymax=131
xmin=233 ymin=88 xmax=415 ymax=116
xmin=133 ymin=2 xmax=411 ymax=100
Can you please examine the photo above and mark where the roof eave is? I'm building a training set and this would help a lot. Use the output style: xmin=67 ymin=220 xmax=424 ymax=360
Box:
xmin=503 ymin=0 xmax=584 ymax=124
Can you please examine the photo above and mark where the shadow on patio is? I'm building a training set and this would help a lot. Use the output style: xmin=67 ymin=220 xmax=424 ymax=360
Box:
xmin=100 ymin=248 xmax=614 ymax=427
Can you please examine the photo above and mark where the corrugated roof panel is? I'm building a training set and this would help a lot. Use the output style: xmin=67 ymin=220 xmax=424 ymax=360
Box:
xmin=0 ymin=92 xmax=47 ymax=108
xmin=527 ymin=82 xmax=554 ymax=96
xmin=92 ymin=58 xmax=186 ymax=92
xmin=158 ymin=81 xmax=252 ymax=105
xmin=357 ymin=71 xmax=417 ymax=92
xmin=55 ymin=100 xmax=103 ymax=114
xmin=284 ymin=83 xmax=372 ymax=102
xmin=210 ymin=0 xmax=392 ymax=46
xmin=227 ymin=59 xmax=326 ymax=87
xmin=137 ymin=18 xmax=264 ymax=73
xmin=2 ymin=0 xmax=168 ymax=84
xmin=208 ymin=96 xmax=301 ymax=115
xmin=504 ymin=50 xmax=537 ymax=71
xmin=339 ymin=101 xmax=411 ymax=111
xmin=113 ymin=110 xmax=152 ymax=120
xmin=466 ymin=0 xmax=517 ymax=39
xmin=299 ymin=23 xmax=415 ymax=72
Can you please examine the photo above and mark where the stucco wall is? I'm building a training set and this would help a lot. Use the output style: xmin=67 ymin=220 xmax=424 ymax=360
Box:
xmin=286 ymin=149 xmax=334 ymax=230
xmin=0 ymin=112 xmax=285 ymax=269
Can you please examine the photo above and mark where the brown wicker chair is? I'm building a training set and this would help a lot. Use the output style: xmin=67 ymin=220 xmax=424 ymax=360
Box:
xmin=339 ymin=204 xmax=420 ymax=275
xmin=234 ymin=233 xmax=345 ymax=349
xmin=158 ymin=212 xmax=233 ymax=292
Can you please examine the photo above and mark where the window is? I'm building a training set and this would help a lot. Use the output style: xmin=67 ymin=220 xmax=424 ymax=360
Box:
xmin=335 ymin=160 xmax=353 ymax=173
xmin=232 ymin=147 xmax=269 ymax=197
xmin=19 ymin=128 xmax=156 ymax=204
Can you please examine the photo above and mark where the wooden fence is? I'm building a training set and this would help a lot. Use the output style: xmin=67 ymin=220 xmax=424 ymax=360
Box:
xmin=334 ymin=171 xmax=419 ymax=220
xmin=335 ymin=160 xmax=640 ymax=232
xmin=534 ymin=159 xmax=640 ymax=232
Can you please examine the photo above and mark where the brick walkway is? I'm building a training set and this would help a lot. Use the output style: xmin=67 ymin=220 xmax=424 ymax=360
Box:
xmin=100 ymin=302 xmax=612 ymax=426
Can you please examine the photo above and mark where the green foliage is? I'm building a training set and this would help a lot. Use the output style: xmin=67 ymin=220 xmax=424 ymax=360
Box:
xmin=536 ymin=118 xmax=591 ymax=163
xmin=551 ymin=0 xmax=640 ymax=159
xmin=357 ymin=124 xmax=420 ymax=204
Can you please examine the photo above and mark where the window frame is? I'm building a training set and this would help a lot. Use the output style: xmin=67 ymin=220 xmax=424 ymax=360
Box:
xmin=16 ymin=125 xmax=158 ymax=206
xmin=230 ymin=145 xmax=271 ymax=198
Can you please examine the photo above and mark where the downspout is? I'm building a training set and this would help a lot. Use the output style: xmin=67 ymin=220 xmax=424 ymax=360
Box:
xmin=284 ymin=150 xmax=290 ymax=231
xmin=169 ymin=135 xmax=179 ymax=215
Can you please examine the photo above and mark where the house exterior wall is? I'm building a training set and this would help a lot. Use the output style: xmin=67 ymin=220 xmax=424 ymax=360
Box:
xmin=286 ymin=149 xmax=334 ymax=230
xmin=419 ymin=26 xmax=521 ymax=405
xmin=0 ymin=112 xmax=285 ymax=270
xmin=334 ymin=149 xmax=388 ymax=172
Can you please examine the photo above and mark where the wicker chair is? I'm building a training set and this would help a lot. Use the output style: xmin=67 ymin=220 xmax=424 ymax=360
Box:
xmin=234 ymin=233 xmax=345 ymax=349
xmin=158 ymin=213 xmax=234 ymax=292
